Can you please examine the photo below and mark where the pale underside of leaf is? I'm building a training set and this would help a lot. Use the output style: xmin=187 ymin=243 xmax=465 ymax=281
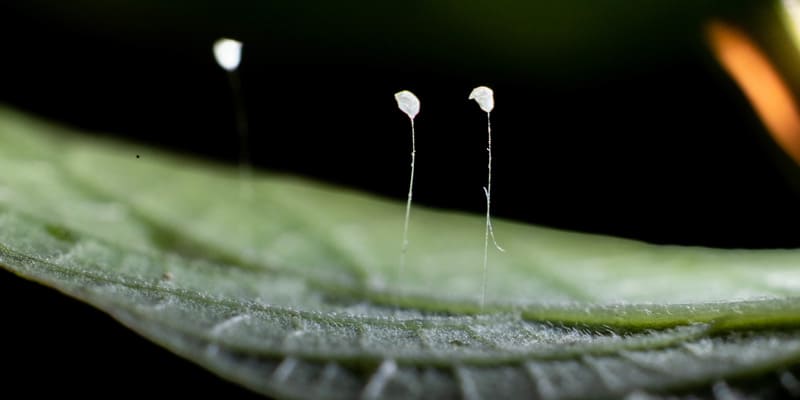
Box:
xmin=1 ymin=106 xmax=799 ymax=399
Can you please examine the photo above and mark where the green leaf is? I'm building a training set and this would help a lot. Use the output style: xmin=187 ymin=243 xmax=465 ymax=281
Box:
xmin=1 ymin=106 xmax=799 ymax=399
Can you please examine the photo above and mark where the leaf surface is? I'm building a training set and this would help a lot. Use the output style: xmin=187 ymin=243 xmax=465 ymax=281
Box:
xmin=1 ymin=107 xmax=799 ymax=399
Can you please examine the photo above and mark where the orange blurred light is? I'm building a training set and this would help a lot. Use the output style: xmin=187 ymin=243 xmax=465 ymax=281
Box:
xmin=708 ymin=20 xmax=800 ymax=165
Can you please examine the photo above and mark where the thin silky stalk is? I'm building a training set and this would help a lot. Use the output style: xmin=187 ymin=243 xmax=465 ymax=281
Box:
xmin=400 ymin=119 xmax=416 ymax=276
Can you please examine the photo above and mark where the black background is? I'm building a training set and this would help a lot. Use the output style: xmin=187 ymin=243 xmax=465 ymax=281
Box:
xmin=1 ymin=0 xmax=800 ymax=397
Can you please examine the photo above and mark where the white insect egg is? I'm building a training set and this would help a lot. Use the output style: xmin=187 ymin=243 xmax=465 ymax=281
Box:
xmin=394 ymin=90 xmax=420 ymax=119
xmin=469 ymin=86 xmax=494 ymax=113
xmin=394 ymin=89 xmax=420 ymax=278
xmin=469 ymin=85 xmax=502 ymax=309
xmin=213 ymin=38 xmax=243 ymax=72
